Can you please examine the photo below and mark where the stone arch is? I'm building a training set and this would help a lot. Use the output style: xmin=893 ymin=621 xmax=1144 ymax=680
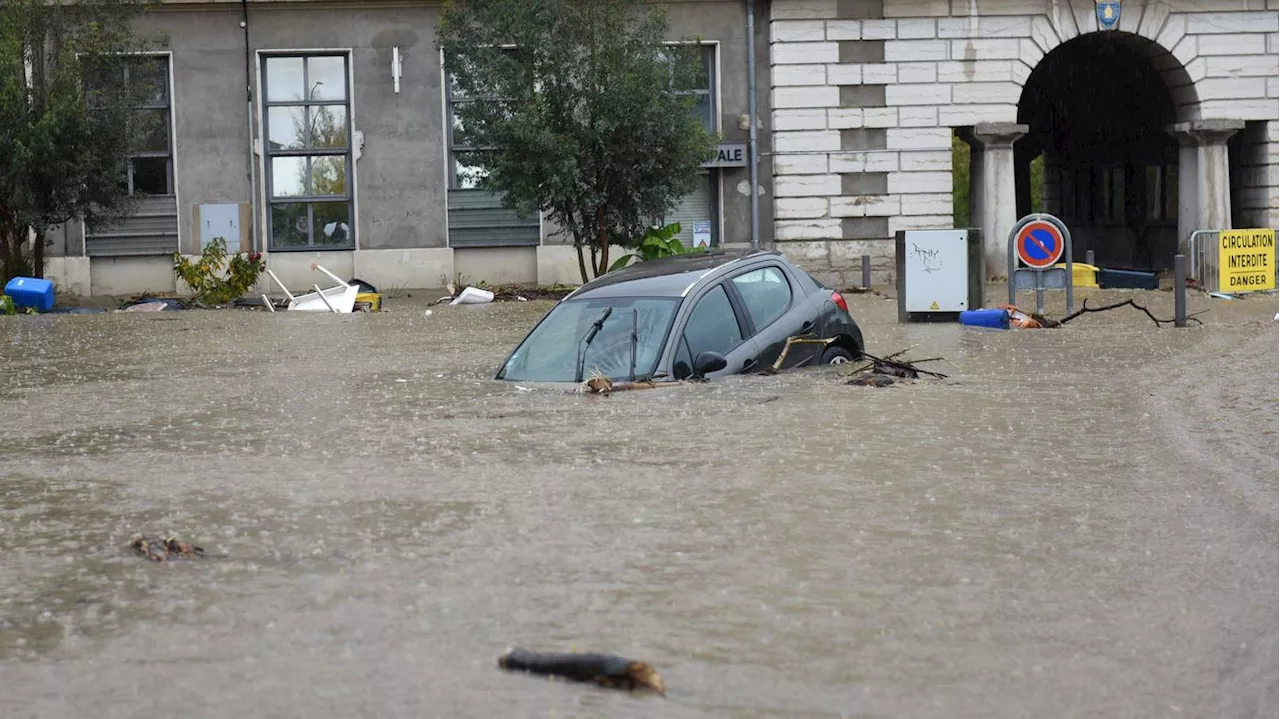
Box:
xmin=1017 ymin=30 xmax=1200 ymax=122
xmin=1013 ymin=30 xmax=1203 ymax=270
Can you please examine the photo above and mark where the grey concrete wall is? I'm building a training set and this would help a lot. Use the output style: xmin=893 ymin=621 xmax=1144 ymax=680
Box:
xmin=135 ymin=10 xmax=253 ymax=255
xmin=662 ymin=0 xmax=775 ymax=248
xmin=138 ymin=3 xmax=448 ymax=255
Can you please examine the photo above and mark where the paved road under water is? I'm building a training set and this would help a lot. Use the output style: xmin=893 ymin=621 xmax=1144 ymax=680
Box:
xmin=0 ymin=286 xmax=1276 ymax=718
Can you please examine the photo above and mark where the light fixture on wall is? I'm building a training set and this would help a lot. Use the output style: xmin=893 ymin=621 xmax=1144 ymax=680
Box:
xmin=392 ymin=46 xmax=402 ymax=94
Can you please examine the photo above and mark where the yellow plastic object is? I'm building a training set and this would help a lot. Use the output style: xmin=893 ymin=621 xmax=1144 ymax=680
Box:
xmin=355 ymin=292 xmax=382 ymax=311
xmin=1054 ymin=262 xmax=1098 ymax=288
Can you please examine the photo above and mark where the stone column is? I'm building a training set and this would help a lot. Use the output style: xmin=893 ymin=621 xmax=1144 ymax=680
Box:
xmin=961 ymin=123 xmax=1028 ymax=278
xmin=1167 ymin=120 xmax=1244 ymax=246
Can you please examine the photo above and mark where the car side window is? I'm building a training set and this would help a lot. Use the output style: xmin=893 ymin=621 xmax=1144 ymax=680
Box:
xmin=682 ymin=284 xmax=742 ymax=361
xmin=731 ymin=266 xmax=792 ymax=331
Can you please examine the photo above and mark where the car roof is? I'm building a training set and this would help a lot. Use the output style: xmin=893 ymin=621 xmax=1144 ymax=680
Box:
xmin=566 ymin=249 xmax=784 ymax=300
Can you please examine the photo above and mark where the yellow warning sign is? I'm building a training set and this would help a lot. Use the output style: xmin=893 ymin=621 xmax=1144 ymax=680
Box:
xmin=929 ymin=301 xmax=939 ymax=310
xmin=1218 ymin=228 xmax=1276 ymax=293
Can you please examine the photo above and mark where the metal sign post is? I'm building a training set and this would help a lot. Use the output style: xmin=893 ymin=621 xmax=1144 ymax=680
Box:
xmin=1007 ymin=213 xmax=1075 ymax=314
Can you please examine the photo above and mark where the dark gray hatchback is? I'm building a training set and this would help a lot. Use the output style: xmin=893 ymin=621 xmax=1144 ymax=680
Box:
xmin=496 ymin=249 xmax=865 ymax=384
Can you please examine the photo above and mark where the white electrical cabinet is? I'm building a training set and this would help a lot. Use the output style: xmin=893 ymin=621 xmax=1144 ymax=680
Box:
xmin=901 ymin=229 xmax=970 ymax=313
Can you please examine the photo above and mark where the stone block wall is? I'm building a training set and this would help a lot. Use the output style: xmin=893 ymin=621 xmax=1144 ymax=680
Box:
xmin=1235 ymin=120 xmax=1280 ymax=230
xmin=767 ymin=0 xmax=1279 ymax=284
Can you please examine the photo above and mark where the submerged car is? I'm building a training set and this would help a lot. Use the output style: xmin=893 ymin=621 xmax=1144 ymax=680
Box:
xmin=496 ymin=249 xmax=865 ymax=384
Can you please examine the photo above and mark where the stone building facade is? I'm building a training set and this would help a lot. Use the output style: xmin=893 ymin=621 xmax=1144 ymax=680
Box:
xmin=766 ymin=0 xmax=1278 ymax=283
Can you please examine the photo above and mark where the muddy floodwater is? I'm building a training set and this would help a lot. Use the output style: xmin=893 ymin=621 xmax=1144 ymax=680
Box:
xmin=1 ymin=286 xmax=1276 ymax=718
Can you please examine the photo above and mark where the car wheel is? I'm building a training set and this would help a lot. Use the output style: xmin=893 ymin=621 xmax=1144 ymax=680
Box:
xmin=821 ymin=346 xmax=855 ymax=365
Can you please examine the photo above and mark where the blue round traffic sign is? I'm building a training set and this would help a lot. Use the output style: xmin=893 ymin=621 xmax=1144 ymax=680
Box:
xmin=1016 ymin=221 xmax=1065 ymax=269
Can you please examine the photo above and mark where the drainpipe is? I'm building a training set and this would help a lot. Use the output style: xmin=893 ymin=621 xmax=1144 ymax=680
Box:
xmin=746 ymin=0 xmax=760 ymax=249
xmin=242 ymin=0 xmax=259 ymax=252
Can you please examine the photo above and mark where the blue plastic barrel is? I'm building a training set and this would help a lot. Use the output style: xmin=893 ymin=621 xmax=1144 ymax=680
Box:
xmin=959 ymin=308 xmax=1009 ymax=329
xmin=4 ymin=276 xmax=55 ymax=312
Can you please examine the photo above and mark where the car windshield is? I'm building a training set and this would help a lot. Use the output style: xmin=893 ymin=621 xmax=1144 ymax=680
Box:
xmin=498 ymin=297 xmax=681 ymax=382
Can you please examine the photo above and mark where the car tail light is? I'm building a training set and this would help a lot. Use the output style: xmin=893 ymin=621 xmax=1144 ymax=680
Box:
xmin=831 ymin=290 xmax=849 ymax=313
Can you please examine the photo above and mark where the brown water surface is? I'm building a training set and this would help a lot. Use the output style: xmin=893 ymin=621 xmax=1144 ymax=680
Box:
xmin=1 ymin=287 xmax=1276 ymax=718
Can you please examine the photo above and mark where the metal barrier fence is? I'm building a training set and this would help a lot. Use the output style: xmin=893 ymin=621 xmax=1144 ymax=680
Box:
xmin=1187 ymin=228 xmax=1279 ymax=293
xmin=1187 ymin=230 xmax=1219 ymax=290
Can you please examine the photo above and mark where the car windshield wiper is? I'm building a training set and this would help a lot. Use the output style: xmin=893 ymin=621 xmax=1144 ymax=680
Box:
xmin=575 ymin=306 xmax=613 ymax=384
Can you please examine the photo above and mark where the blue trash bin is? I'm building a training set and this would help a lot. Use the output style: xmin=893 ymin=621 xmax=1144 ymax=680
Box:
xmin=959 ymin=308 xmax=1010 ymax=329
xmin=4 ymin=277 xmax=55 ymax=312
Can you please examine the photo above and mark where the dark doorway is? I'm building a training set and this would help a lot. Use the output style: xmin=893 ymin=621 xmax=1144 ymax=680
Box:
xmin=1017 ymin=33 xmax=1187 ymax=270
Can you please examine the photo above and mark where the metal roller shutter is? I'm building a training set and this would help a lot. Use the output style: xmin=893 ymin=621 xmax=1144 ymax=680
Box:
xmin=85 ymin=195 xmax=180 ymax=256
xmin=447 ymin=189 xmax=541 ymax=248
xmin=660 ymin=174 xmax=714 ymax=248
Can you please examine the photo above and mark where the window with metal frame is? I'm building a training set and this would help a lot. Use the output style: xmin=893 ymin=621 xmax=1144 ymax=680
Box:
xmin=262 ymin=53 xmax=354 ymax=250
xmin=661 ymin=44 xmax=715 ymax=132
xmin=122 ymin=56 xmax=174 ymax=196
xmin=443 ymin=50 xmax=540 ymax=248
xmin=657 ymin=44 xmax=718 ymax=249
xmin=84 ymin=54 xmax=179 ymax=257
xmin=445 ymin=67 xmax=499 ymax=190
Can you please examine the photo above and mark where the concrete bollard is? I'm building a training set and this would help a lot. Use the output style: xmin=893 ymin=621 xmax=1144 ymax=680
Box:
xmin=1174 ymin=254 xmax=1187 ymax=328
xmin=861 ymin=255 xmax=871 ymax=289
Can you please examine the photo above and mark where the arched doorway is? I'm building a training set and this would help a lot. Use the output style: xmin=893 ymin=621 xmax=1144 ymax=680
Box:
xmin=1016 ymin=32 xmax=1195 ymax=271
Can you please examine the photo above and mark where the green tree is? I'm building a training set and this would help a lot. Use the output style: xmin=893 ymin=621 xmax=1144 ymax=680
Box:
xmin=0 ymin=0 xmax=161 ymax=284
xmin=437 ymin=0 xmax=717 ymax=282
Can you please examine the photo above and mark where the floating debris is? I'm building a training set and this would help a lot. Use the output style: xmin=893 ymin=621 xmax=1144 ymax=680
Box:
xmin=577 ymin=370 xmax=613 ymax=395
xmin=846 ymin=350 xmax=947 ymax=388
xmin=847 ymin=374 xmax=895 ymax=388
xmin=498 ymin=648 xmax=665 ymax=696
xmin=129 ymin=535 xmax=204 ymax=562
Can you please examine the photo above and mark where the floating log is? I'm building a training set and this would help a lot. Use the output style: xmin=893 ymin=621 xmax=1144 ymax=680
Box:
xmin=498 ymin=648 xmax=665 ymax=695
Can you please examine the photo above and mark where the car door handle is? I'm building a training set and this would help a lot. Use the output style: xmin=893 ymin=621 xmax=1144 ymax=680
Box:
xmin=743 ymin=358 xmax=757 ymax=371
xmin=799 ymin=320 xmax=814 ymax=334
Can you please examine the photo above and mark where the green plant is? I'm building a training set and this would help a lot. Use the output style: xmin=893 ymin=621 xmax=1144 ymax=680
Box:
xmin=173 ymin=238 xmax=265 ymax=306
xmin=443 ymin=271 xmax=489 ymax=292
xmin=607 ymin=222 xmax=698 ymax=272
xmin=0 ymin=294 xmax=14 ymax=315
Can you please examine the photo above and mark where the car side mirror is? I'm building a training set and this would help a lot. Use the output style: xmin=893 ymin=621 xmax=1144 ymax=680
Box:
xmin=692 ymin=351 xmax=727 ymax=378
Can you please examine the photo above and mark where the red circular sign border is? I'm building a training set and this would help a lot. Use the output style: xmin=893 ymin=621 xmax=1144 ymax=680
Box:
xmin=1016 ymin=221 xmax=1065 ymax=269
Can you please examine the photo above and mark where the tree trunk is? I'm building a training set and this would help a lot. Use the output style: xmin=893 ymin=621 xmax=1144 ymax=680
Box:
xmin=595 ymin=205 xmax=609 ymax=278
xmin=575 ymin=241 xmax=590 ymax=285
xmin=0 ymin=209 xmax=21 ymax=285
xmin=32 ymin=228 xmax=45 ymax=279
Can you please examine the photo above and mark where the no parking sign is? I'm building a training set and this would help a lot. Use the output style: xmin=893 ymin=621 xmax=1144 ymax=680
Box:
xmin=1015 ymin=220 xmax=1065 ymax=269
xmin=1006 ymin=213 xmax=1075 ymax=315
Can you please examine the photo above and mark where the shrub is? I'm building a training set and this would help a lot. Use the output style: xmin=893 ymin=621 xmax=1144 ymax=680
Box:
xmin=173 ymin=238 xmax=266 ymax=306
xmin=607 ymin=223 xmax=700 ymax=272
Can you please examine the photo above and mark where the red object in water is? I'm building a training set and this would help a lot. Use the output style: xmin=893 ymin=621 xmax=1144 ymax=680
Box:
xmin=831 ymin=290 xmax=849 ymax=314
